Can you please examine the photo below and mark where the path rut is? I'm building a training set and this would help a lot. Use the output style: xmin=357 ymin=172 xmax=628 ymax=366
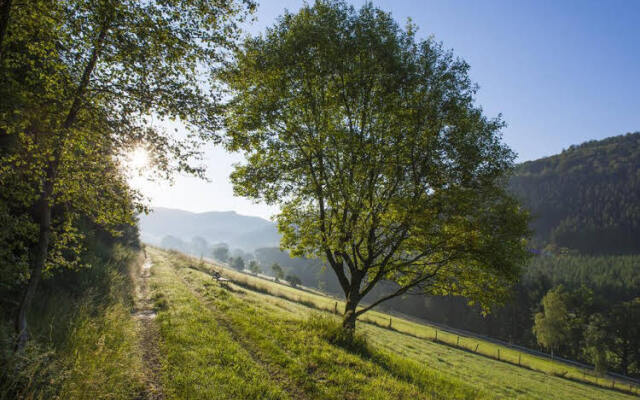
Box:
xmin=134 ymin=256 xmax=164 ymax=400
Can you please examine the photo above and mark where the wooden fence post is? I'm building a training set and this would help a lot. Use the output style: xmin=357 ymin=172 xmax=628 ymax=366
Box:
xmin=497 ymin=349 xmax=500 ymax=360
xmin=518 ymin=354 xmax=521 ymax=366
xmin=435 ymin=329 xmax=438 ymax=341
xmin=456 ymin=336 xmax=460 ymax=346
xmin=474 ymin=344 xmax=479 ymax=352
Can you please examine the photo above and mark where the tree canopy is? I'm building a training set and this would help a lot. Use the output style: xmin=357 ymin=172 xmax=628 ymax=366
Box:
xmin=222 ymin=0 xmax=530 ymax=330
xmin=0 ymin=0 xmax=254 ymax=349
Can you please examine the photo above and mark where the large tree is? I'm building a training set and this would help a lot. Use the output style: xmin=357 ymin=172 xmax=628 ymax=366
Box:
xmin=222 ymin=0 xmax=530 ymax=332
xmin=0 ymin=0 xmax=255 ymax=349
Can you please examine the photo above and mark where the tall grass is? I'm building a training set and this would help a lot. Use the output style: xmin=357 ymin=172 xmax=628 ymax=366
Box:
xmin=0 ymin=244 xmax=144 ymax=400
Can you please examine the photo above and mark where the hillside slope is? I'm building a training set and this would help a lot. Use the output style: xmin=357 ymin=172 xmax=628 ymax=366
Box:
xmin=147 ymin=248 xmax=638 ymax=399
xmin=511 ymin=132 xmax=640 ymax=254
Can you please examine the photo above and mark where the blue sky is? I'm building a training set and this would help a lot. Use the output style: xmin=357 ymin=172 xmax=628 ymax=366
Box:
xmin=134 ymin=0 xmax=640 ymax=219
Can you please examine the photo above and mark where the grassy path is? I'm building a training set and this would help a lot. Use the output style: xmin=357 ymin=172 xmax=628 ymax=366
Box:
xmin=191 ymin=252 xmax=640 ymax=399
xmin=211 ymin=261 xmax=638 ymax=393
xmin=172 ymin=262 xmax=310 ymax=400
xmin=149 ymin=251 xmax=290 ymax=400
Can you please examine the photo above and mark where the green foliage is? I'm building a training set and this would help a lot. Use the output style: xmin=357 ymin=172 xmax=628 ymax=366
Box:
xmin=511 ymin=132 xmax=640 ymax=254
xmin=0 ymin=0 xmax=255 ymax=346
xmin=285 ymin=273 xmax=302 ymax=288
xmin=222 ymin=0 xmax=530 ymax=328
xmin=524 ymin=253 xmax=640 ymax=299
xmin=230 ymin=256 xmax=245 ymax=271
xmin=532 ymin=286 xmax=570 ymax=354
xmin=605 ymin=299 xmax=640 ymax=375
xmin=248 ymin=260 xmax=261 ymax=275
xmin=212 ymin=246 xmax=230 ymax=263
xmin=271 ymin=263 xmax=284 ymax=281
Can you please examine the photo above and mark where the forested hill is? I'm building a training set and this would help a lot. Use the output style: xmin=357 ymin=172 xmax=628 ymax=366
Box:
xmin=510 ymin=132 xmax=640 ymax=255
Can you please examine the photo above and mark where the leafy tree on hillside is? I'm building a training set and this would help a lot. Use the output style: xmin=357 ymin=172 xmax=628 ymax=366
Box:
xmin=533 ymin=286 xmax=570 ymax=357
xmin=0 ymin=0 xmax=255 ymax=349
xmin=583 ymin=314 xmax=609 ymax=375
xmin=222 ymin=0 xmax=530 ymax=332
xmin=231 ymin=257 xmax=245 ymax=271
xmin=248 ymin=260 xmax=261 ymax=275
xmin=285 ymin=274 xmax=302 ymax=288
xmin=271 ymin=263 xmax=284 ymax=282
xmin=212 ymin=246 xmax=230 ymax=263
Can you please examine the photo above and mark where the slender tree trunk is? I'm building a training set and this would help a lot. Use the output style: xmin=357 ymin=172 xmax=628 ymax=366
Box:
xmin=342 ymin=287 xmax=361 ymax=333
xmin=340 ymin=268 xmax=364 ymax=334
xmin=15 ymin=180 xmax=53 ymax=351
xmin=342 ymin=300 xmax=358 ymax=332
xmin=0 ymin=0 xmax=12 ymax=57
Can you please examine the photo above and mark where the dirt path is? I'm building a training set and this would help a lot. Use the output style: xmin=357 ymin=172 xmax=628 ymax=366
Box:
xmin=133 ymin=256 xmax=164 ymax=400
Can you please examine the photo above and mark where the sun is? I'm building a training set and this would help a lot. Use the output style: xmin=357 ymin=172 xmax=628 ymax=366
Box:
xmin=127 ymin=147 xmax=150 ymax=172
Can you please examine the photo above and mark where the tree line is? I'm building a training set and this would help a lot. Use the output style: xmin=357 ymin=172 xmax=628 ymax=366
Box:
xmin=511 ymin=132 xmax=640 ymax=255
xmin=0 ymin=0 xmax=255 ymax=351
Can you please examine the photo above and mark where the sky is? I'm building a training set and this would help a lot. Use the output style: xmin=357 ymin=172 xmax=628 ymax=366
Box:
xmin=132 ymin=0 xmax=640 ymax=220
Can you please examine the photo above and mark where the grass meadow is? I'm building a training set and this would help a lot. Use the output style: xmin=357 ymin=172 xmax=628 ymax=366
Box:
xmin=149 ymin=248 xmax=638 ymax=400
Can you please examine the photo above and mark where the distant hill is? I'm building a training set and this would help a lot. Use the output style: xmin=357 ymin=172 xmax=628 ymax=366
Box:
xmin=510 ymin=132 xmax=640 ymax=254
xmin=139 ymin=207 xmax=279 ymax=251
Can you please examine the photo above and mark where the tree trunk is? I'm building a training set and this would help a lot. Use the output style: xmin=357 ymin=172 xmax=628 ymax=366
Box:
xmin=15 ymin=192 xmax=51 ymax=351
xmin=342 ymin=296 xmax=359 ymax=333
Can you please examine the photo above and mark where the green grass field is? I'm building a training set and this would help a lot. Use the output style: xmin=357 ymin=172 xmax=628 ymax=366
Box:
xmin=148 ymin=248 xmax=639 ymax=399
